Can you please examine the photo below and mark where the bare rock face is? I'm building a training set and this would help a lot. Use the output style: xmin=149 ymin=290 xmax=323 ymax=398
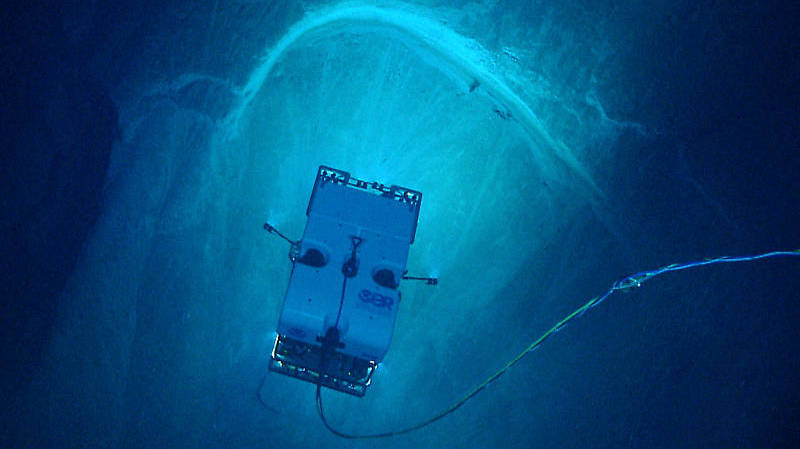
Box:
xmin=0 ymin=2 xmax=117 ymax=440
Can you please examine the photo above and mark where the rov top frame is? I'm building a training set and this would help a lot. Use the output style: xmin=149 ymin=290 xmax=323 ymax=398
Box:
xmin=306 ymin=166 xmax=422 ymax=243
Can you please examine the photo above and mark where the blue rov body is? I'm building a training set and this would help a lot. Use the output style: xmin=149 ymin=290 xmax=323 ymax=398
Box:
xmin=270 ymin=166 xmax=422 ymax=396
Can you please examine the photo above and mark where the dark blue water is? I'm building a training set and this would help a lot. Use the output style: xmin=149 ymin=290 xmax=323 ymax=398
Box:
xmin=2 ymin=1 xmax=798 ymax=448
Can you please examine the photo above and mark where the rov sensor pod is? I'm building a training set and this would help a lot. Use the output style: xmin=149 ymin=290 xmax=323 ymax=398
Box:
xmin=265 ymin=166 xmax=435 ymax=396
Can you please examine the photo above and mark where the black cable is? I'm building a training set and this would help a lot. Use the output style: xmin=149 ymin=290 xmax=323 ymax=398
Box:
xmin=335 ymin=236 xmax=362 ymax=327
xmin=334 ymin=276 xmax=347 ymax=329
xmin=315 ymin=249 xmax=800 ymax=439
xmin=316 ymin=384 xmax=436 ymax=439
xmin=315 ymin=233 xmax=446 ymax=438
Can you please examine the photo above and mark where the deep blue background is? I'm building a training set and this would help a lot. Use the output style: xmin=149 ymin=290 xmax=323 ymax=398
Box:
xmin=1 ymin=1 xmax=798 ymax=447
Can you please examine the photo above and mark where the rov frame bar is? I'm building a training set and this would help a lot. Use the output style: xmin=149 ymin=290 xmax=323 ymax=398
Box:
xmin=270 ymin=335 xmax=377 ymax=397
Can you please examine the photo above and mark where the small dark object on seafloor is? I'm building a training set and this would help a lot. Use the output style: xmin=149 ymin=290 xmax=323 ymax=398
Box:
xmin=469 ymin=79 xmax=480 ymax=92
xmin=493 ymin=107 xmax=511 ymax=120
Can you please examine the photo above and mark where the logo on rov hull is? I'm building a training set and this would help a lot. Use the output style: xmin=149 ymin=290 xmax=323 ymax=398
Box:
xmin=358 ymin=289 xmax=394 ymax=310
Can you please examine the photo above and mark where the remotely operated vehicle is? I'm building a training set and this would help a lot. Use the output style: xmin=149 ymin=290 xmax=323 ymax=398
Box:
xmin=265 ymin=166 xmax=436 ymax=396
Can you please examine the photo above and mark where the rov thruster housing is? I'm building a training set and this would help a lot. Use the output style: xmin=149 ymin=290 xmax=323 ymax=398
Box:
xmin=270 ymin=166 xmax=422 ymax=396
